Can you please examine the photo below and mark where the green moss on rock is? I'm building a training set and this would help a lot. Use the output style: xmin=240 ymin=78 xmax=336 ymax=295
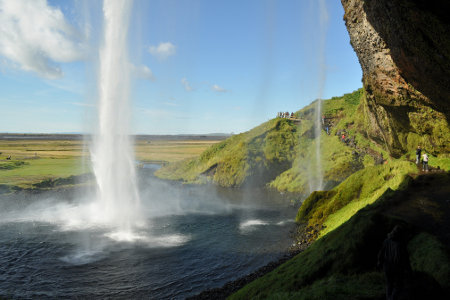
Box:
xmin=231 ymin=173 xmax=450 ymax=299
xmin=296 ymin=161 xmax=416 ymax=234
xmin=156 ymin=118 xmax=299 ymax=187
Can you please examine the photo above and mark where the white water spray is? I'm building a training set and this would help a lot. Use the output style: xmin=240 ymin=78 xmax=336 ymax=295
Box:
xmin=91 ymin=0 xmax=142 ymax=237
xmin=308 ymin=0 xmax=328 ymax=192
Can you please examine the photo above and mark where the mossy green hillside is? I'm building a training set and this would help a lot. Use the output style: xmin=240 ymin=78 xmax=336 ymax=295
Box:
xmin=156 ymin=117 xmax=299 ymax=187
xmin=157 ymin=89 xmax=381 ymax=193
xmin=408 ymin=232 xmax=450 ymax=290
xmin=230 ymin=173 xmax=450 ymax=299
xmin=269 ymin=130 xmax=365 ymax=193
xmin=297 ymin=161 xmax=416 ymax=236
xmin=360 ymin=82 xmax=450 ymax=159
xmin=267 ymin=89 xmax=376 ymax=193
xmin=157 ymin=88 xmax=450 ymax=195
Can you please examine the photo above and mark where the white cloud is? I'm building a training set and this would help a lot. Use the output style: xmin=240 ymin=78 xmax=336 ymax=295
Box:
xmin=148 ymin=42 xmax=176 ymax=60
xmin=212 ymin=84 xmax=228 ymax=93
xmin=181 ymin=77 xmax=193 ymax=91
xmin=0 ymin=0 xmax=87 ymax=79
xmin=130 ymin=64 xmax=155 ymax=81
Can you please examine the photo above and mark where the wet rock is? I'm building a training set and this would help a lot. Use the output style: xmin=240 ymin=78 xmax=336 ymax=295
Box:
xmin=341 ymin=0 xmax=450 ymax=156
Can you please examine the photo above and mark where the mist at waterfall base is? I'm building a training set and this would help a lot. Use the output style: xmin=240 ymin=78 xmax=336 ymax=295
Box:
xmin=0 ymin=165 xmax=296 ymax=299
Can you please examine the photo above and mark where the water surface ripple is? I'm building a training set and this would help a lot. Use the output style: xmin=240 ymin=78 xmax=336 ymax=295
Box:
xmin=0 ymin=171 xmax=295 ymax=299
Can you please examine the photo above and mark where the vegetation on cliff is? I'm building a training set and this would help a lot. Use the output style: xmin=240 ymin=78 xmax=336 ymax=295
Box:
xmin=296 ymin=161 xmax=416 ymax=236
xmin=175 ymin=1 xmax=450 ymax=297
xmin=157 ymin=90 xmax=362 ymax=192
xmin=156 ymin=117 xmax=299 ymax=188
xmin=156 ymin=89 xmax=450 ymax=196
xmin=341 ymin=0 xmax=450 ymax=157
xmin=156 ymin=88 xmax=450 ymax=298
xmin=230 ymin=173 xmax=450 ymax=299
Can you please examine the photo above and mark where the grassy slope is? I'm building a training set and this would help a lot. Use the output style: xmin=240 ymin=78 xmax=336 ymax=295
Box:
xmin=296 ymin=161 xmax=417 ymax=236
xmin=157 ymin=89 xmax=450 ymax=194
xmin=157 ymin=90 xmax=369 ymax=192
xmin=230 ymin=173 xmax=450 ymax=299
xmin=151 ymin=89 xmax=450 ymax=298
xmin=156 ymin=118 xmax=299 ymax=187
xmin=225 ymin=88 xmax=450 ymax=298
xmin=269 ymin=89 xmax=364 ymax=192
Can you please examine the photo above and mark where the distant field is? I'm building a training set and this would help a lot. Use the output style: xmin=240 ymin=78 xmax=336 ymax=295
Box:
xmin=0 ymin=137 xmax=223 ymax=189
xmin=135 ymin=140 xmax=221 ymax=163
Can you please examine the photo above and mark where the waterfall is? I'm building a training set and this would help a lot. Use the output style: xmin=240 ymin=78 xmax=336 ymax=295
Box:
xmin=308 ymin=0 xmax=328 ymax=193
xmin=91 ymin=0 xmax=142 ymax=237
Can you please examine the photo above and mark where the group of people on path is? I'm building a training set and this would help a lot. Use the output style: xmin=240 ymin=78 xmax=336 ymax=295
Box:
xmin=277 ymin=112 xmax=295 ymax=119
xmin=415 ymin=145 xmax=429 ymax=172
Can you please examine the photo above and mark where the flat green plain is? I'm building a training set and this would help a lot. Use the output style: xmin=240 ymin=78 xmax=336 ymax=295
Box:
xmin=0 ymin=138 xmax=221 ymax=189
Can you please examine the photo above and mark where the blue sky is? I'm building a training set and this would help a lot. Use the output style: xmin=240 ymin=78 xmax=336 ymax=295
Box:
xmin=0 ymin=0 xmax=362 ymax=134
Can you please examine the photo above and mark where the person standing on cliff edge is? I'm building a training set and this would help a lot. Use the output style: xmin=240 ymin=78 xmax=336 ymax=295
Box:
xmin=415 ymin=146 xmax=422 ymax=164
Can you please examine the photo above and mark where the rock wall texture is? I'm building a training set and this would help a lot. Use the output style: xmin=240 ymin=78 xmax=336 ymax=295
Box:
xmin=341 ymin=0 xmax=450 ymax=157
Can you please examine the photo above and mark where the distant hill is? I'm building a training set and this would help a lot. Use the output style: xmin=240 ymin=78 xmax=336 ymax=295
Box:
xmin=156 ymin=89 xmax=449 ymax=197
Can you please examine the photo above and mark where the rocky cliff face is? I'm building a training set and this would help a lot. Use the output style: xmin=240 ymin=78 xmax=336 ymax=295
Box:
xmin=341 ymin=0 xmax=450 ymax=157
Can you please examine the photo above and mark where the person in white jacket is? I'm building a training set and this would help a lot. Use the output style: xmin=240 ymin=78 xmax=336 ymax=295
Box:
xmin=422 ymin=153 xmax=429 ymax=172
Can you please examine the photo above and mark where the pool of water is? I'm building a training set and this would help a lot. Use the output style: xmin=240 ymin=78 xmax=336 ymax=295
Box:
xmin=0 ymin=167 xmax=296 ymax=299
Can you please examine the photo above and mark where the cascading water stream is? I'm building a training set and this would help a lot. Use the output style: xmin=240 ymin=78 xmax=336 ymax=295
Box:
xmin=313 ymin=98 xmax=324 ymax=191
xmin=308 ymin=0 xmax=328 ymax=193
xmin=91 ymin=0 xmax=142 ymax=238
